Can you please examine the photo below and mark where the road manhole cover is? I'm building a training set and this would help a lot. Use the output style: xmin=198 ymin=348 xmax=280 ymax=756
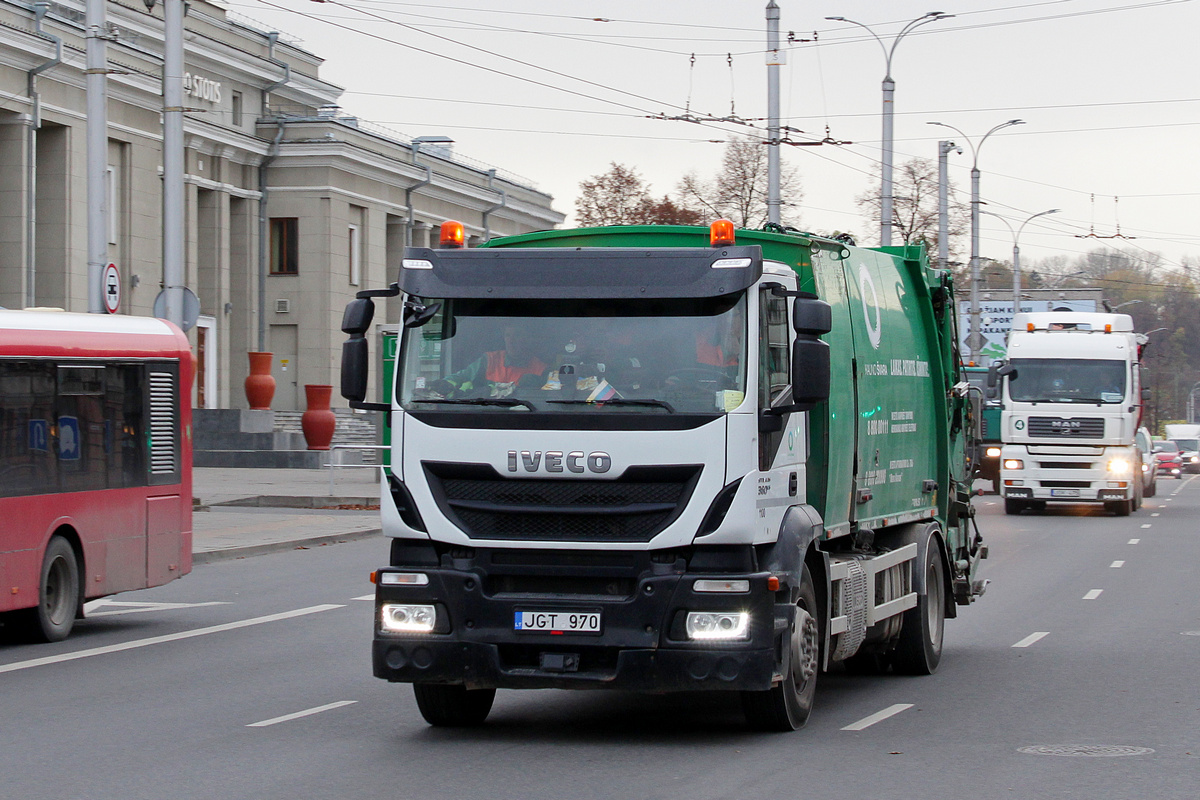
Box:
xmin=1018 ymin=745 xmax=1154 ymax=757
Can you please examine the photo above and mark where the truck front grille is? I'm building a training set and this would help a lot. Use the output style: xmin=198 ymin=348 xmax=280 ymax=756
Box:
xmin=423 ymin=462 xmax=701 ymax=543
xmin=1027 ymin=417 xmax=1105 ymax=439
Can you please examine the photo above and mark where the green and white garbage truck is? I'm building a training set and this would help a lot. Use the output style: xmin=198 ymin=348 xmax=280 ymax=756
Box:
xmin=341 ymin=220 xmax=987 ymax=731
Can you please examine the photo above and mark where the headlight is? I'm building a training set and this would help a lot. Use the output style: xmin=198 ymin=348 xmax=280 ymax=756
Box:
xmin=1003 ymin=459 xmax=1024 ymax=470
xmin=1107 ymin=458 xmax=1132 ymax=475
xmin=1142 ymin=463 xmax=1149 ymax=472
xmin=380 ymin=604 xmax=436 ymax=633
xmin=1191 ymin=456 xmax=1199 ymax=463
xmin=685 ymin=611 xmax=750 ymax=640
xmin=985 ymin=447 xmax=1002 ymax=458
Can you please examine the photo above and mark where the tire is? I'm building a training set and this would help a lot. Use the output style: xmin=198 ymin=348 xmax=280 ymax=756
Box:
xmin=412 ymin=684 xmax=496 ymax=727
xmin=13 ymin=536 xmax=80 ymax=643
xmin=1144 ymin=478 xmax=1156 ymax=498
xmin=890 ymin=538 xmax=945 ymax=676
xmin=1004 ymin=498 xmax=1025 ymax=515
xmin=741 ymin=564 xmax=820 ymax=732
xmin=1107 ymin=500 xmax=1132 ymax=517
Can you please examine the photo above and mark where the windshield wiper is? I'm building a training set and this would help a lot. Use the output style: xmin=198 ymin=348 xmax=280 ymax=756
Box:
xmin=547 ymin=398 xmax=676 ymax=413
xmin=415 ymin=397 xmax=536 ymax=411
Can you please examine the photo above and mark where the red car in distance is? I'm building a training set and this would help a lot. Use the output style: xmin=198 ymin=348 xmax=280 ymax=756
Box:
xmin=1153 ymin=440 xmax=1184 ymax=479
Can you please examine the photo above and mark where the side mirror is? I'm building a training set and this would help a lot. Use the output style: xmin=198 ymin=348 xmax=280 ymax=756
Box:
xmin=1141 ymin=387 xmax=1151 ymax=401
xmin=789 ymin=337 xmax=830 ymax=411
xmin=793 ymin=297 xmax=832 ymax=335
xmin=341 ymin=297 xmax=374 ymax=335
xmin=341 ymin=336 xmax=369 ymax=403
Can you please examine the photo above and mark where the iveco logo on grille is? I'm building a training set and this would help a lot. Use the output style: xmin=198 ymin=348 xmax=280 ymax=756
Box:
xmin=507 ymin=450 xmax=612 ymax=474
xmin=1051 ymin=420 xmax=1083 ymax=428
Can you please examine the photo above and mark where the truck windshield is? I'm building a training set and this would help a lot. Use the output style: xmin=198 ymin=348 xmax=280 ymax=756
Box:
xmin=397 ymin=294 xmax=748 ymax=415
xmin=1172 ymin=438 xmax=1199 ymax=451
xmin=1007 ymin=358 xmax=1126 ymax=404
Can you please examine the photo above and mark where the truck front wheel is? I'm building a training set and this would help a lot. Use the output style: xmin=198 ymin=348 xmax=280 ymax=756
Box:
xmin=413 ymin=684 xmax=496 ymax=727
xmin=741 ymin=564 xmax=819 ymax=732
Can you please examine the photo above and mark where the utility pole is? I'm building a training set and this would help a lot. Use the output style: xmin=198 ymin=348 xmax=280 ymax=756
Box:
xmin=826 ymin=12 xmax=953 ymax=246
xmin=765 ymin=0 xmax=781 ymax=226
xmin=162 ymin=0 xmax=185 ymax=328
xmin=928 ymin=119 xmax=1024 ymax=362
xmin=937 ymin=140 xmax=959 ymax=270
xmin=85 ymin=0 xmax=108 ymax=313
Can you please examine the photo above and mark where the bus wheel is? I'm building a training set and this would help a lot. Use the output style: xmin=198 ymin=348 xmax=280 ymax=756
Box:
xmin=413 ymin=684 xmax=495 ymax=727
xmin=16 ymin=537 xmax=80 ymax=643
xmin=741 ymin=564 xmax=819 ymax=731
xmin=891 ymin=538 xmax=945 ymax=675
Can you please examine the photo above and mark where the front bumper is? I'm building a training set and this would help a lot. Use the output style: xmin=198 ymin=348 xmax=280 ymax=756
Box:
xmin=371 ymin=562 xmax=780 ymax=692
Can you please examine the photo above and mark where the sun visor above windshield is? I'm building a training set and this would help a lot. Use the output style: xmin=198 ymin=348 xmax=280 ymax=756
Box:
xmin=398 ymin=246 xmax=763 ymax=300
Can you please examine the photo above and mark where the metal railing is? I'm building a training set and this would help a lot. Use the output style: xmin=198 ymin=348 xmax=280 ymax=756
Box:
xmin=326 ymin=445 xmax=388 ymax=496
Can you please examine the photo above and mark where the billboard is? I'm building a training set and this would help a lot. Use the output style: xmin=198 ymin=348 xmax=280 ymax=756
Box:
xmin=958 ymin=291 xmax=1101 ymax=364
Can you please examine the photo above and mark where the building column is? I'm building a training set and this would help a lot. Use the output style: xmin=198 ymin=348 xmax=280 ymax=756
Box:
xmin=0 ymin=112 xmax=32 ymax=308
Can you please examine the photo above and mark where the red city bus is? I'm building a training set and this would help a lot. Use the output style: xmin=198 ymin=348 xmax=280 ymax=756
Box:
xmin=0 ymin=309 xmax=193 ymax=642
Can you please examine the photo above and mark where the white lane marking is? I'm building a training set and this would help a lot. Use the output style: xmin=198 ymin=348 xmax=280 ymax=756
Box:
xmin=986 ymin=502 xmax=996 ymax=506
xmin=247 ymin=700 xmax=358 ymax=728
xmin=1012 ymin=632 xmax=1050 ymax=648
xmin=83 ymin=600 xmax=230 ymax=618
xmin=1151 ymin=513 xmax=1160 ymax=517
xmin=352 ymin=594 xmax=374 ymax=601
xmin=1141 ymin=524 xmax=1152 ymax=529
xmin=1110 ymin=561 xmax=1125 ymax=568
xmin=0 ymin=605 xmax=344 ymax=675
xmin=1128 ymin=538 xmax=1140 ymax=545
xmin=842 ymin=703 xmax=914 ymax=731
xmin=1083 ymin=589 xmax=1104 ymax=600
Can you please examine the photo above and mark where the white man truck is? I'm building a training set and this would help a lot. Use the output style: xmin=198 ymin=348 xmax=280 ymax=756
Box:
xmin=341 ymin=220 xmax=987 ymax=731
xmin=991 ymin=312 xmax=1146 ymax=516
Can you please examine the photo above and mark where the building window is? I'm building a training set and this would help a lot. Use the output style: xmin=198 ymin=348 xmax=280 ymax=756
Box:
xmin=231 ymin=91 xmax=243 ymax=127
xmin=348 ymin=222 xmax=361 ymax=285
xmin=270 ymin=218 xmax=298 ymax=275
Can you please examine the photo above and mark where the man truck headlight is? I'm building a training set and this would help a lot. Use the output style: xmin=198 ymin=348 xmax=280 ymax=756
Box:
xmin=381 ymin=604 xmax=437 ymax=633
xmin=985 ymin=447 xmax=1002 ymax=458
xmin=1003 ymin=459 xmax=1023 ymax=470
xmin=685 ymin=611 xmax=750 ymax=640
xmin=1107 ymin=458 xmax=1132 ymax=475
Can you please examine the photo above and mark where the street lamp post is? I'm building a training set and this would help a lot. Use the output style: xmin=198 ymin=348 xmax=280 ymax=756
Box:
xmin=927 ymin=119 xmax=1025 ymax=361
xmin=827 ymin=12 xmax=953 ymax=247
xmin=980 ymin=208 xmax=1061 ymax=315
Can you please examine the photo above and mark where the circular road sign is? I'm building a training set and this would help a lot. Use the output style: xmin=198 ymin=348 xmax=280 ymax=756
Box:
xmin=102 ymin=263 xmax=121 ymax=314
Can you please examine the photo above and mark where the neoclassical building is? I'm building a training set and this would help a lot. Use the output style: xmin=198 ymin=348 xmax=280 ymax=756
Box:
xmin=0 ymin=0 xmax=564 ymax=409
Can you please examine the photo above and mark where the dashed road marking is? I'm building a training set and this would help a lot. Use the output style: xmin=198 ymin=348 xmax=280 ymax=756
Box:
xmin=0 ymin=605 xmax=344 ymax=675
xmin=1128 ymin=538 xmax=1140 ymax=545
xmin=247 ymin=700 xmax=357 ymax=728
xmin=842 ymin=703 xmax=913 ymax=731
xmin=352 ymin=594 xmax=374 ymax=601
xmin=1110 ymin=560 xmax=1125 ymax=568
xmin=1083 ymin=589 xmax=1104 ymax=600
xmin=1151 ymin=513 xmax=1160 ymax=517
xmin=1012 ymin=632 xmax=1050 ymax=648
xmin=83 ymin=600 xmax=230 ymax=618
xmin=1141 ymin=524 xmax=1152 ymax=529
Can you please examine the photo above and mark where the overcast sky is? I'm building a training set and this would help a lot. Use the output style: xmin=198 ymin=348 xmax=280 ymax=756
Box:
xmin=230 ymin=0 xmax=1200 ymax=271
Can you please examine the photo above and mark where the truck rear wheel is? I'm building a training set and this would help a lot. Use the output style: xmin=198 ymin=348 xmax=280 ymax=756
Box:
xmin=890 ymin=539 xmax=945 ymax=675
xmin=413 ymin=684 xmax=496 ymax=727
xmin=741 ymin=564 xmax=819 ymax=732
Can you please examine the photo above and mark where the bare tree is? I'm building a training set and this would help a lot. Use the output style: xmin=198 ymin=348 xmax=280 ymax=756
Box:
xmin=856 ymin=156 xmax=969 ymax=258
xmin=575 ymin=163 xmax=703 ymax=226
xmin=676 ymin=136 xmax=803 ymax=228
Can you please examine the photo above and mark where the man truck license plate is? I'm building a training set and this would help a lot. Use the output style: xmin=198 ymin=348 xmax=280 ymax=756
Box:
xmin=1051 ymin=488 xmax=1080 ymax=497
xmin=514 ymin=610 xmax=601 ymax=633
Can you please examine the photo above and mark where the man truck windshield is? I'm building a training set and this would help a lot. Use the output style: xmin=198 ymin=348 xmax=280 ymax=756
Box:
xmin=398 ymin=294 xmax=747 ymax=415
xmin=1007 ymin=358 xmax=1126 ymax=404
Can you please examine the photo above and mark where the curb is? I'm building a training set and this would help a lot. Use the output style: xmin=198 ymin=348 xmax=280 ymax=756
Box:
xmin=193 ymin=528 xmax=383 ymax=565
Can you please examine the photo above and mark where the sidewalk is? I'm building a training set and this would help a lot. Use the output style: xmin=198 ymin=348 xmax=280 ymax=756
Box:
xmin=191 ymin=465 xmax=385 ymax=564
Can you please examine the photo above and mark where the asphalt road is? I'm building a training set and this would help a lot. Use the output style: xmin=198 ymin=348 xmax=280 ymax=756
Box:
xmin=3 ymin=477 xmax=1198 ymax=800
